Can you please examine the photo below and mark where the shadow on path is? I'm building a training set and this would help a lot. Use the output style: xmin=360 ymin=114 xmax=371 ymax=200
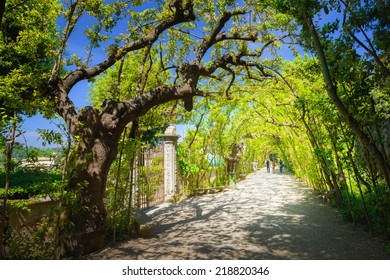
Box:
xmin=90 ymin=169 xmax=390 ymax=260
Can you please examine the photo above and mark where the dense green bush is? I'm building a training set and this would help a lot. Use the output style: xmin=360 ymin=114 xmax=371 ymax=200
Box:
xmin=0 ymin=168 xmax=62 ymax=199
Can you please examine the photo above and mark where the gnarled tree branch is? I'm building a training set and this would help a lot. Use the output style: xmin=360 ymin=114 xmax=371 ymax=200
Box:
xmin=61 ymin=0 xmax=195 ymax=92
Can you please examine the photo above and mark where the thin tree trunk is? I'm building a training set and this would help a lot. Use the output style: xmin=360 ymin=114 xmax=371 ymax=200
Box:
xmin=54 ymin=126 xmax=72 ymax=259
xmin=125 ymin=120 xmax=139 ymax=236
xmin=303 ymin=9 xmax=390 ymax=191
xmin=112 ymin=127 xmax=127 ymax=245
xmin=126 ymin=155 xmax=136 ymax=235
xmin=0 ymin=0 xmax=6 ymax=27
xmin=301 ymin=105 xmax=343 ymax=207
xmin=353 ymin=170 xmax=374 ymax=235
xmin=0 ymin=111 xmax=17 ymax=259
xmin=328 ymin=125 xmax=355 ymax=225
xmin=340 ymin=124 xmax=376 ymax=235
xmin=196 ymin=136 xmax=208 ymax=188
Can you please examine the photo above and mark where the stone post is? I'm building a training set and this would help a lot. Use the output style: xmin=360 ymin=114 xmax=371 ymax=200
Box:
xmin=163 ymin=125 xmax=179 ymax=201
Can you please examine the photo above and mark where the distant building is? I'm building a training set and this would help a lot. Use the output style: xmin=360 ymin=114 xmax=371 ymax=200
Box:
xmin=20 ymin=157 xmax=57 ymax=169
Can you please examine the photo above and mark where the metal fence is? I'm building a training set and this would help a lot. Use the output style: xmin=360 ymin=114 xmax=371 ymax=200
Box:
xmin=137 ymin=147 xmax=165 ymax=209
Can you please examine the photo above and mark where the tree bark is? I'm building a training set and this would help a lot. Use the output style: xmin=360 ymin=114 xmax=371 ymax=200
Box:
xmin=55 ymin=79 xmax=204 ymax=257
xmin=58 ymin=123 xmax=121 ymax=257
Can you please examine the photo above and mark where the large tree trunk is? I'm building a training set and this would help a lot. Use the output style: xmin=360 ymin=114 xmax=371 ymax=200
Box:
xmin=52 ymin=80 xmax=198 ymax=257
xmin=46 ymin=0 xmax=262 ymax=257
xmin=58 ymin=112 xmax=121 ymax=257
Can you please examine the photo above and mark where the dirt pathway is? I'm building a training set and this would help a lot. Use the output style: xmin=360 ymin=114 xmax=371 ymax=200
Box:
xmin=90 ymin=169 xmax=390 ymax=260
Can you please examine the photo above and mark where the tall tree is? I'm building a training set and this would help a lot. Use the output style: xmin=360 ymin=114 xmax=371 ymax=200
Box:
xmin=0 ymin=0 xmax=59 ymax=258
xmin=263 ymin=0 xmax=390 ymax=190
xmin=29 ymin=0 xmax=292 ymax=257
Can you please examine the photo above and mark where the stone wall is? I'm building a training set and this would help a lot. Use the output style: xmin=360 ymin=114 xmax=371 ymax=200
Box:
xmin=4 ymin=199 xmax=57 ymax=254
xmin=7 ymin=199 xmax=57 ymax=230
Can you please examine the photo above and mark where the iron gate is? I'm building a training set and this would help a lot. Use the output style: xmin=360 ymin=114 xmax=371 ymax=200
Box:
xmin=137 ymin=146 xmax=165 ymax=209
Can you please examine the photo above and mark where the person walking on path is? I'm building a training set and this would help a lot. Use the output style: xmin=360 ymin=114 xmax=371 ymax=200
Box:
xmin=271 ymin=160 xmax=276 ymax=173
xmin=265 ymin=159 xmax=270 ymax=172
xmin=279 ymin=160 xmax=284 ymax=173
xmin=253 ymin=161 xmax=258 ymax=173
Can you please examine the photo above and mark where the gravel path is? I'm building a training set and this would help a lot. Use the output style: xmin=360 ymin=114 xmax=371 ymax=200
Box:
xmin=89 ymin=169 xmax=390 ymax=260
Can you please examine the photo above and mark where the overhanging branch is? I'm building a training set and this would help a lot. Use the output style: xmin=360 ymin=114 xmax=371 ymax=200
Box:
xmin=62 ymin=0 xmax=195 ymax=92
xmin=196 ymin=9 xmax=249 ymax=61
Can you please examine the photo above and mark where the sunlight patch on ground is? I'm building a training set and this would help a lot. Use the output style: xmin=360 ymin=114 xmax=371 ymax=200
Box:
xmin=89 ymin=168 xmax=390 ymax=260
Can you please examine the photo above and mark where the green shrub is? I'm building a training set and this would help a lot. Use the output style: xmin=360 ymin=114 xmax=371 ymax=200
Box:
xmin=0 ymin=168 xmax=61 ymax=199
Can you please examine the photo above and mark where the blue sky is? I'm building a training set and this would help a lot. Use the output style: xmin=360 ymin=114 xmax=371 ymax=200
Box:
xmin=21 ymin=80 xmax=91 ymax=147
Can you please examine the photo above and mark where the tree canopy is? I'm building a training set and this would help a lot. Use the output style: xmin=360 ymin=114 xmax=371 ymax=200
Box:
xmin=0 ymin=0 xmax=59 ymax=119
xmin=1 ymin=0 xmax=389 ymax=258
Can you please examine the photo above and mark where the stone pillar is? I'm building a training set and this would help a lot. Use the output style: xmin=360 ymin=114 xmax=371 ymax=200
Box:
xmin=163 ymin=125 xmax=179 ymax=201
